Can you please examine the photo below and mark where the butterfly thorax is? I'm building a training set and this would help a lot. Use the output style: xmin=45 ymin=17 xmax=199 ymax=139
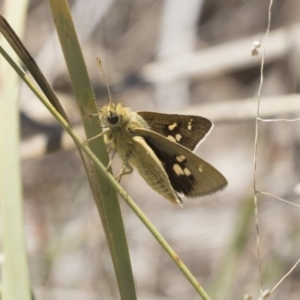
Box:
xmin=99 ymin=103 xmax=150 ymax=160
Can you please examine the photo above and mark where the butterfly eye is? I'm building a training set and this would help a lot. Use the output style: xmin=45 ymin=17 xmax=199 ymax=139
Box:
xmin=107 ymin=112 xmax=119 ymax=125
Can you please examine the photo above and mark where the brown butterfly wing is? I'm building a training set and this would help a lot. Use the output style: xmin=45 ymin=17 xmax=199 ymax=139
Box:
xmin=132 ymin=128 xmax=227 ymax=197
xmin=138 ymin=111 xmax=213 ymax=150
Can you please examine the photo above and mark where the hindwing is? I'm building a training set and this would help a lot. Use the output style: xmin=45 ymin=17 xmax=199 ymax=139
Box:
xmin=132 ymin=128 xmax=227 ymax=197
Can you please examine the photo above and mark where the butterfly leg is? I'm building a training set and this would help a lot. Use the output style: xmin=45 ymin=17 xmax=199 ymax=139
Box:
xmin=85 ymin=113 xmax=103 ymax=128
xmin=86 ymin=112 xmax=100 ymax=118
xmin=85 ymin=131 xmax=105 ymax=143
xmin=115 ymin=162 xmax=133 ymax=183
xmin=85 ymin=128 xmax=110 ymax=144
xmin=105 ymin=147 xmax=116 ymax=170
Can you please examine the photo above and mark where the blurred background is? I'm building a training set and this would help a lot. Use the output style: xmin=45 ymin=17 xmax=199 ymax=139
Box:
xmin=1 ymin=0 xmax=300 ymax=299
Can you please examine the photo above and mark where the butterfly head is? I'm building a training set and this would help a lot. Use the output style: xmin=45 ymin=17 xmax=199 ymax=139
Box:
xmin=99 ymin=102 xmax=124 ymax=128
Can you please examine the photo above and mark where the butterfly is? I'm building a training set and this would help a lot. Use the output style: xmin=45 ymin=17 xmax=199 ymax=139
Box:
xmin=96 ymin=102 xmax=227 ymax=205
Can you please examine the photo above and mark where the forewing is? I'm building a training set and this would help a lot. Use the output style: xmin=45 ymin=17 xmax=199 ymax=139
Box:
xmin=133 ymin=128 xmax=227 ymax=197
xmin=138 ymin=111 xmax=213 ymax=150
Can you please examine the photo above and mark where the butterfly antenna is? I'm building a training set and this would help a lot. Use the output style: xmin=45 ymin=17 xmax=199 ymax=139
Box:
xmin=96 ymin=56 xmax=112 ymax=105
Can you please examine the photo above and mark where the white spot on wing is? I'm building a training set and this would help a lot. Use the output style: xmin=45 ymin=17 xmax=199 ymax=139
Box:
xmin=184 ymin=168 xmax=192 ymax=176
xmin=167 ymin=135 xmax=176 ymax=143
xmin=187 ymin=118 xmax=193 ymax=130
xmin=176 ymin=155 xmax=186 ymax=162
xmin=173 ymin=164 xmax=184 ymax=175
xmin=168 ymin=122 xmax=178 ymax=131
xmin=175 ymin=134 xmax=182 ymax=142
xmin=198 ymin=164 xmax=203 ymax=173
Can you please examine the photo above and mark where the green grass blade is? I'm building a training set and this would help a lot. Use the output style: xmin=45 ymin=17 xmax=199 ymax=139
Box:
xmin=47 ymin=1 xmax=137 ymax=299
xmin=0 ymin=1 xmax=31 ymax=300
